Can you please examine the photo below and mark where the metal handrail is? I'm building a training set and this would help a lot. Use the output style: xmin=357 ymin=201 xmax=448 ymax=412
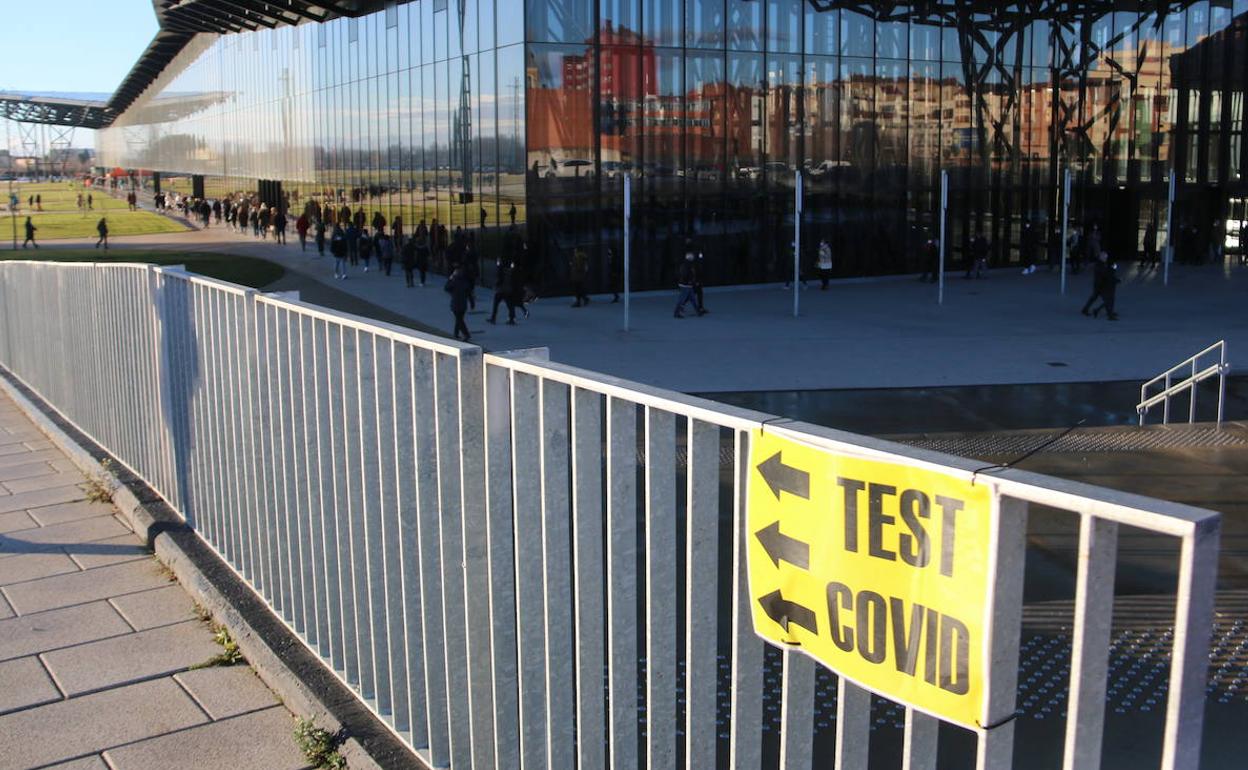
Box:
xmin=1138 ymin=341 xmax=1230 ymax=427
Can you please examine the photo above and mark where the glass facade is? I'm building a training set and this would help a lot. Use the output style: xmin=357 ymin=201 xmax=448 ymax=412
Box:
xmin=100 ymin=1 xmax=1248 ymax=292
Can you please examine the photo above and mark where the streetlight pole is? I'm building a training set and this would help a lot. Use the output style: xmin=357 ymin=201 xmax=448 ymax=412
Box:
xmin=623 ymin=174 xmax=631 ymax=331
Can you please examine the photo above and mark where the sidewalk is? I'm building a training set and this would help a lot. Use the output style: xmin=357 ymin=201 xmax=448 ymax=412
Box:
xmin=34 ymin=212 xmax=1248 ymax=393
xmin=0 ymin=390 xmax=311 ymax=770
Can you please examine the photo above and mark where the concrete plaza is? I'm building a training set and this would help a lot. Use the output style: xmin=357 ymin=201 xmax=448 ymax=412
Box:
xmin=37 ymin=210 xmax=1247 ymax=394
xmin=0 ymin=390 xmax=310 ymax=770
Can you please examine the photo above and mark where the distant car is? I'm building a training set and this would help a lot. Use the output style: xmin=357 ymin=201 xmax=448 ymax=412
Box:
xmin=547 ymin=158 xmax=594 ymax=178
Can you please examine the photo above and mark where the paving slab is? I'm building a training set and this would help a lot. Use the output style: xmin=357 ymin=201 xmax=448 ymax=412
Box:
xmin=175 ymin=666 xmax=282 ymax=720
xmin=0 ymin=550 xmax=81 ymax=587
xmin=0 ymin=655 xmax=62 ymax=715
xmin=0 ymin=485 xmax=87 ymax=515
xmin=22 ymin=439 xmax=55 ymax=451
xmin=0 ymin=514 xmax=130 ymax=559
xmin=109 ymin=585 xmax=199 ymax=630
xmin=3 ymin=559 xmax=169 ymax=615
xmin=0 ymin=460 xmax=58 ymax=483
xmin=64 ymin=531 xmax=148 ymax=570
xmin=41 ymin=619 xmax=222 ymax=697
xmin=104 ymin=706 xmax=310 ymax=770
xmin=0 ymin=677 xmax=208 ymax=768
xmin=4 ymin=471 xmax=84 ymax=495
xmin=0 ymin=448 xmax=62 ymax=470
xmin=0 ymin=510 xmax=36 ymax=534
xmin=0 ymin=601 xmax=131 ymax=660
xmin=27 ymin=500 xmax=114 ymax=527
xmin=0 ymin=442 xmax=34 ymax=457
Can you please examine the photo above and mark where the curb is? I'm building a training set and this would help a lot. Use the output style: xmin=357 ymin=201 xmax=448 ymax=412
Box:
xmin=0 ymin=367 xmax=427 ymax=770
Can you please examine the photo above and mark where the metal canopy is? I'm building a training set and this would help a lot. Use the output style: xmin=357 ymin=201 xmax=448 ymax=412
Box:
xmin=0 ymin=93 xmax=113 ymax=130
xmin=152 ymin=1 xmax=358 ymax=34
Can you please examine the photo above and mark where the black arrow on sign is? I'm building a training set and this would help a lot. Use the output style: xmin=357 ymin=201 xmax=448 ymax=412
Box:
xmin=756 ymin=451 xmax=810 ymax=501
xmin=755 ymin=521 xmax=810 ymax=570
xmin=758 ymin=590 xmax=818 ymax=635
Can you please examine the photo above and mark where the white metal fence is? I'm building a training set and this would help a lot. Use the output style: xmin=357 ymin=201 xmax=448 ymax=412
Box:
xmin=1137 ymin=341 xmax=1231 ymax=427
xmin=0 ymin=261 xmax=1221 ymax=770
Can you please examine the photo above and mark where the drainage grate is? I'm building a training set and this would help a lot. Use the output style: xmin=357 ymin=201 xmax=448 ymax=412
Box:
xmin=897 ymin=425 xmax=1248 ymax=457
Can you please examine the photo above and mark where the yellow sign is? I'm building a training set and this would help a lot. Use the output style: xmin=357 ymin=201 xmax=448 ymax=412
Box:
xmin=748 ymin=430 xmax=995 ymax=729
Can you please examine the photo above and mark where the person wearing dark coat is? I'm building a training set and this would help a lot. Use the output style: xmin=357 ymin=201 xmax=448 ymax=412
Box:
xmin=1143 ymin=221 xmax=1159 ymax=270
xmin=413 ymin=226 xmax=430 ymax=286
xmin=314 ymin=219 xmax=327 ymax=256
xmin=487 ymin=257 xmax=517 ymax=324
xmin=95 ymin=218 xmax=109 ymax=250
xmin=273 ymin=210 xmax=288 ymax=244
xmin=22 ymin=217 xmax=37 ymax=249
xmin=401 ymin=237 xmax=418 ymax=287
xmin=1081 ymin=251 xmax=1120 ymax=320
xmin=445 ymin=268 xmax=473 ymax=341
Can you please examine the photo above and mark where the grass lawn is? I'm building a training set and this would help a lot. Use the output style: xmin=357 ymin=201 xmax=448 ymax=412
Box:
xmin=4 ymin=182 xmax=188 ymax=240
xmin=0 ymin=249 xmax=285 ymax=290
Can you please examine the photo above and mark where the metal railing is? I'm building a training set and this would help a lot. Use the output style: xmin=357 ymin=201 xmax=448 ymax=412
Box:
xmin=1138 ymin=341 xmax=1231 ymax=427
xmin=0 ymin=261 xmax=1222 ymax=770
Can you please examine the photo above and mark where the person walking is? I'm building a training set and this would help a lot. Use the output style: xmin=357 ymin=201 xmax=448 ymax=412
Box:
xmin=1081 ymin=251 xmax=1120 ymax=320
xmin=445 ymin=267 xmax=474 ymax=341
xmin=401 ymin=235 xmax=418 ymax=287
xmin=359 ymin=229 xmax=374 ymax=272
xmin=966 ymin=228 xmax=988 ymax=278
xmin=487 ymin=256 xmax=517 ymax=325
xmin=480 ymin=206 xmax=488 ymax=231
xmin=22 ymin=217 xmax=37 ymax=249
xmin=296 ymin=212 xmax=310 ymax=251
xmin=569 ymin=247 xmax=590 ymax=307
xmin=379 ymin=233 xmax=396 ymax=276
xmin=95 ymin=217 xmax=109 ymax=250
xmin=314 ymin=218 xmax=327 ymax=256
xmin=273 ymin=209 xmax=287 ymax=244
xmin=509 ymin=202 xmax=517 ymax=226
xmin=331 ymin=224 xmax=348 ymax=278
xmin=345 ymin=221 xmax=361 ymax=266
xmin=674 ymin=251 xmax=700 ymax=318
xmin=816 ymin=238 xmax=833 ymax=289
xmin=1143 ymin=220 xmax=1159 ymax=270
xmin=920 ymin=234 xmax=939 ymax=282
xmin=1020 ymin=219 xmax=1037 ymax=274
xmin=414 ymin=221 xmax=430 ymax=286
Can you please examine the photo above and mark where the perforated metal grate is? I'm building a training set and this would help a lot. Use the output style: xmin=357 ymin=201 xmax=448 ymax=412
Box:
xmin=897 ymin=426 xmax=1248 ymax=457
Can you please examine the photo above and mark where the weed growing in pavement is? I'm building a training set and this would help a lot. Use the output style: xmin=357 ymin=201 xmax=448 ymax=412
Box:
xmin=293 ymin=718 xmax=347 ymax=770
xmin=190 ymin=625 xmax=245 ymax=669
xmin=83 ymin=458 xmax=117 ymax=504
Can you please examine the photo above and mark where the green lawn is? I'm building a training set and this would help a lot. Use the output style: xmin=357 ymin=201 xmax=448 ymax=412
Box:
xmin=4 ymin=182 xmax=188 ymax=240
xmin=0 ymin=249 xmax=285 ymax=290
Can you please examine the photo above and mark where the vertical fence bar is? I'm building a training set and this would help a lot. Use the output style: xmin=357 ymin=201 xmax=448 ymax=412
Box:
xmin=835 ymin=679 xmax=870 ymax=770
xmin=391 ymin=344 xmax=421 ymax=739
xmin=730 ymin=429 xmax=764 ymax=769
xmin=902 ymin=710 xmax=938 ymax=770
xmin=1062 ymin=516 xmax=1118 ymax=770
xmin=976 ymin=496 xmax=1029 ymax=770
xmin=321 ymin=321 xmax=346 ymax=671
xmin=458 ymin=349 xmax=497 ymax=770
xmin=540 ymin=379 xmax=576 ymax=769
xmin=1160 ymin=518 xmax=1220 ymax=769
xmin=685 ymin=420 xmax=719 ymax=770
xmin=608 ymin=396 xmax=639 ymax=770
xmin=413 ymin=347 xmax=449 ymax=762
xmin=297 ymin=313 xmax=321 ymax=651
xmin=433 ymin=351 xmax=472 ymax=769
xmin=336 ymin=325 xmax=361 ymax=685
xmin=351 ymin=330 xmax=378 ymax=699
xmin=511 ymin=371 xmax=548 ymax=768
xmin=780 ymin=652 xmax=815 ymax=770
xmin=375 ymin=336 xmax=404 ymax=726
xmin=485 ymin=362 xmax=520 ymax=767
xmin=572 ymin=387 xmax=606 ymax=770
xmin=361 ymin=332 xmax=391 ymax=718
xmin=646 ymin=407 xmax=678 ymax=769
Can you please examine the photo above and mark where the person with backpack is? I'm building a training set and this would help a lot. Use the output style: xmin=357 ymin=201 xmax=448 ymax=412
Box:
xmin=330 ymin=224 xmax=348 ymax=278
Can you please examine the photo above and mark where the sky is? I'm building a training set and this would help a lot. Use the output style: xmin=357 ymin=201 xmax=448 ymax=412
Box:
xmin=1 ymin=0 xmax=158 ymax=149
